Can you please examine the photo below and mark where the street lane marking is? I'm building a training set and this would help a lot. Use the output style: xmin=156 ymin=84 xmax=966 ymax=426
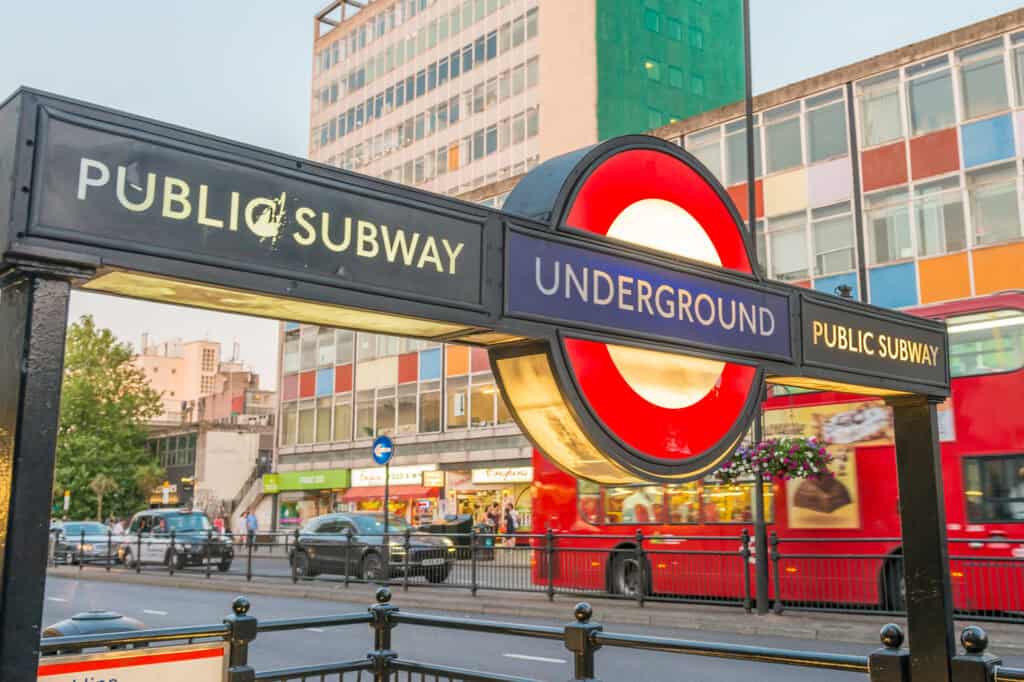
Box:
xmin=305 ymin=627 xmax=325 ymax=633
xmin=142 ymin=609 xmax=169 ymax=616
xmin=46 ymin=597 xmax=67 ymax=602
xmin=503 ymin=653 xmax=566 ymax=664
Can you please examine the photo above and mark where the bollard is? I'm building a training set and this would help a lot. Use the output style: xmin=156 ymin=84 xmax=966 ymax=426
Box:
xmin=345 ymin=528 xmax=353 ymax=588
xmin=105 ymin=529 xmax=112 ymax=572
xmin=952 ymin=626 xmax=1000 ymax=682
xmin=368 ymin=587 xmax=399 ymax=682
xmin=169 ymin=530 xmax=176 ymax=576
xmin=403 ymin=528 xmax=411 ymax=592
xmin=869 ymin=624 xmax=910 ymax=682
xmin=741 ymin=529 xmax=752 ymax=614
xmin=224 ymin=597 xmax=258 ymax=682
xmin=205 ymin=529 xmax=213 ymax=579
xmin=546 ymin=529 xmax=556 ymax=602
xmin=292 ymin=528 xmax=301 ymax=584
xmin=634 ymin=530 xmax=645 ymax=608
xmin=564 ymin=603 xmax=603 ymax=682
xmin=246 ymin=528 xmax=254 ymax=582
xmin=470 ymin=529 xmax=479 ymax=597
xmin=770 ymin=532 xmax=783 ymax=614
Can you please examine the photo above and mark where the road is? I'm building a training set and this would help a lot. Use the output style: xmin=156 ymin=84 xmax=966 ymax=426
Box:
xmin=44 ymin=575 xmax=890 ymax=681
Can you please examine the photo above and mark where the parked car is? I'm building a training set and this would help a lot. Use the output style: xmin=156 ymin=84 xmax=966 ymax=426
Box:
xmin=117 ymin=509 xmax=234 ymax=571
xmin=51 ymin=521 xmax=119 ymax=564
xmin=290 ymin=512 xmax=455 ymax=583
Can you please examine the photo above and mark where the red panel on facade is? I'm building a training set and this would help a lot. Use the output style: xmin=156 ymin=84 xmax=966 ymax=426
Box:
xmin=282 ymin=374 xmax=299 ymax=401
xmin=910 ymin=128 xmax=959 ymax=180
xmin=334 ymin=364 xmax=353 ymax=393
xmin=726 ymin=180 xmax=764 ymax=221
xmin=470 ymin=347 xmax=491 ymax=373
xmin=231 ymin=395 xmax=245 ymax=414
xmin=861 ymin=141 xmax=907 ymax=192
xmin=298 ymin=371 xmax=316 ymax=398
xmin=397 ymin=353 xmax=418 ymax=384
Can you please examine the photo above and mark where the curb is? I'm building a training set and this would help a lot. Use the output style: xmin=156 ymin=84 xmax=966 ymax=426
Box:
xmin=48 ymin=568 xmax=1024 ymax=655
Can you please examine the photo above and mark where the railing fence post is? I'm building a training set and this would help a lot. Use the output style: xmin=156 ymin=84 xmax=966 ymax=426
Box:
xmin=246 ymin=526 xmax=253 ymax=582
xmin=105 ymin=529 xmax=112 ymax=572
xmin=345 ymin=528 xmax=353 ymax=588
xmin=402 ymin=528 xmax=411 ymax=592
xmin=224 ymin=597 xmax=258 ymax=682
xmin=205 ymin=528 xmax=212 ymax=579
xmin=368 ymin=588 xmax=398 ymax=682
xmin=50 ymin=529 xmax=57 ymax=568
xmin=470 ymin=529 xmax=479 ymax=597
xmin=951 ymin=626 xmax=1000 ymax=682
xmin=634 ymin=530 xmax=645 ymax=608
xmin=869 ymin=624 xmax=910 ymax=682
xmin=741 ymin=529 xmax=752 ymax=613
xmin=564 ymin=603 xmax=602 ymax=681
xmin=169 ymin=530 xmax=176 ymax=576
xmin=79 ymin=529 xmax=85 ymax=571
xmin=291 ymin=528 xmax=300 ymax=584
xmin=136 ymin=531 xmax=142 ymax=574
xmin=546 ymin=529 xmax=555 ymax=602
xmin=770 ymin=531 xmax=783 ymax=614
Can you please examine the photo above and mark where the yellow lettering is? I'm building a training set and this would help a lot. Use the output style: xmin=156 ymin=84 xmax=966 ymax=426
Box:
xmin=837 ymin=326 xmax=849 ymax=351
xmin=293 ymin=207 xmax=318 ymax=247
xmin=161 ymin=177 xmax=191 ymax=220
xmin=382 ymin=225 xmax=419 ymax=264
xmin=416 ymin=236 xmax=443 ymax=271
xmin=115 ymin=166 xmax=155 ymax=212
xmin=863 ymin=331 xmax=875 ymax=355
xmin=357 ymin=220 xmax=379 ymax=258
xmin=322 ymin=214 xmax=352 ymax=252
xmin=812 ymin=320 xmax=824 ymax=345
xmin=228 ymin=192 xmax=240 ymax=231
xmin=196 ymin=184 xmax=223 ymax=228
xmin=442 ymin=239 xmax=464 ymax=275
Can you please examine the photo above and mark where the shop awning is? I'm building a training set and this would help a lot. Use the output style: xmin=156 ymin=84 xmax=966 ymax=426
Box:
xmin=341 ymin=486 xmax=441 ymax=501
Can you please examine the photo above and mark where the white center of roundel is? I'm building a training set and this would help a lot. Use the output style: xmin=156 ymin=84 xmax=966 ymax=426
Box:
xmin=605 ymin=198 xmax=726 ymax=410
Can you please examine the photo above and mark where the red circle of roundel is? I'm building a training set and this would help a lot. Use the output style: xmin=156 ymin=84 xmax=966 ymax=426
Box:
xmin=560 ymin=147 xmax=757 ymax=463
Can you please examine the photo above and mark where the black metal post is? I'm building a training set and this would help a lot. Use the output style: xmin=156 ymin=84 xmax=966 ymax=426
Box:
xmin=741 ymin=528 xmax=752 ymax=613
xmin=402 ymin=528 xmax=411 ymax=592
xmin=78 ymin=529 xmax=84 ymax=571
xmin=634 ymin=530 xmax=645 ymax=608
xmin=169 ymin=530 xmax=176 ymax=576
xmin=952 ymin=626 xmax=1001 ymax=682
xmin=546 ymin=529 xmax=555 ymax=602
xmin=345 ymin=527 xmax=353 ymax=588
xmin=888 ymin=396 xmax=955 ymax=682
xmin=770 ymin=531 xmax=783 ymax=614
xmin=224 ymin=597 xmax=258 ymax=682
xmin=0 ymin=275 xmax=71 ymax=682
xmin=383 ymin=461 xmax=390 ymax=570
xmin=205 ymin=528 xmax=212 ymax=579
xmin=291 ymin=528 xmax=300 ymax=584
xmin=246 ymin=527 xmax=253 ymax=582
xmin=135 ymin=529 xmax=142 ymax=574
xmin=869 ymin=624 xmax=910 ymax=682
xmin=564 ymin=603 xmax=602 ymax=682
xmin=470 ymin=528 xmax=479 ymax=597
xmin=105 ymin=529 xmax=111 ymax=572
xmin=368 ymin=588 xmax=398 ymax=682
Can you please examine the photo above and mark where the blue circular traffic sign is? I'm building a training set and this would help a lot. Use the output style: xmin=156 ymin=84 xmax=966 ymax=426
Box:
xmin=372 ymin=435 xmax=394 ymax=465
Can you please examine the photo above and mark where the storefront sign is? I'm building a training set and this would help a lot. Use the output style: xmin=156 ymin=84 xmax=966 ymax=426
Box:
xmin=422 ymin=470 xmax=446 ymax=487
xmin=38 ymin=642 xmax=226 ymax=682
xmin=471 ymin=466 xmax=533 ymax=485
xmin=263 ymin=469 xmax=350 ymax=492
xmin=351 ymin=464 xmax=437 ymax=487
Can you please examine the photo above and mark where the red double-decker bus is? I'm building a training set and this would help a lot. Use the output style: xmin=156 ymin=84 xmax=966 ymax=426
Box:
xmin=531 ymin=291 xmax=1024 ymax=613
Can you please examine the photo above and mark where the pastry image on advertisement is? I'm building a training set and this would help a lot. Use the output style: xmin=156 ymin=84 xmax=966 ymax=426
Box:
xmin=819 ymin=405 xmax=893 ymax=444
xmin=793 ymin=475 xmax=853 ymax=514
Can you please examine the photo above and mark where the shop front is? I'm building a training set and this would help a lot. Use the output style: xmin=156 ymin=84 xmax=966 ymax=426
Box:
xmin=445 ymin=466 xmax=533 ymax=530
xmin=262 ymin=469 xmax=351 ymax=528
xmin=341 ymin=464 xmax=441 ymax=525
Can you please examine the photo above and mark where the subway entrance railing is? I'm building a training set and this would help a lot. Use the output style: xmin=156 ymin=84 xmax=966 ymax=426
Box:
xmin=36 ymin=590 xmax=1024 ymax=682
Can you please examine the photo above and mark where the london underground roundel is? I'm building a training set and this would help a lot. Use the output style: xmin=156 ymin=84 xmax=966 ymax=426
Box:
xmin=495 ymin=136 xmax=765 ymax=484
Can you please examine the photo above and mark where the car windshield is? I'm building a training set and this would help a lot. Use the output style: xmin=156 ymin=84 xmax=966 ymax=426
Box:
xmin=349 ymin=515 xmax=410 ymax=535
xmin=62 ymin=522 xmax=107 ymax=535
xmin=165 ymin=514 xmax=212 ymax=532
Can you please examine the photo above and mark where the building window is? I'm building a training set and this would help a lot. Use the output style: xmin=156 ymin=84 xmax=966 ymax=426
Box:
xmin=644 ymin=57 xmax=661 ymax=81
xmin=968 ymin=163 xmax=1022 ymax=246
xmin=526 ymin=7 xmax=538 ymax=39
xmin=300 ymin=327 xmax=317 ymax=370
xmin=766 ymin=212 xmax=809 ymax=281
xmin=857 ymin=71 xmax=903 ymax=148
xmin=724 ymin=118 xmax=762 ymax=187
xmin=375 ymin=387 xmax=396 ymax=436
xmin=805 ymin=89 xmax=848 ymax=163
xmin=355 ymin=389 xmax=375 ymax=438
xmin=914 ymin=176 xmax=966 ymax=256
xmin=865 ymin=189 xmax=912 ymax=264
xmin=907 ymin=56 xmax=955 ymax=136
xmin=419 ymin=380 xmax=442 ymax=432
xmin=1013 ymin=32 xmax=1024 ymax=106
xmin=668 ymin=66 xmax=683 ymax=89
xmin=357 ymin=333 xmax=378 ymax=362
xmin=666 ymin=17 xmax=682 ymax=41
xmin=469 ymin=373 xmax=498 ymax=426
xmin=201 ymin=348 xmax=217 ymax=373
xmin=643 ymin=8 xmax=660 ymax=32
xmin=764 ymin=102 xmax=802 ymax=173
xmin=200 ymin=376 xmax=214 ymax=394
xmin=397 ymin=385 xmax=417 ymax=435
xmin=317 ymin=328 xmax=335 ymax=367
xmin=316 ymin=397 xmax=332 ymax=442
xmin=527 ymin=57 xmax=539 ymax=88
xmin=446 ymin=375 xmax=468 ymax=429
xmin=648 ymin=107 xmax=662 ymax=129
xmin=689 ymin=25 xmax=703 ymax=50
xmin=963 ymin=455 xmax=1024 ymax=523
xmin=811 ymin=203 xmax=855 ymax=276
xmin=686 ymin=128 xmax=722 ymax=181
xmin=335 ymin=330 xmax=354 ymax=365
xmin=297 ymin=399 xmax=315 ymax=444
xmin=281 ymin=403 xmax=297 ymax=446
xmin=957 ymin=38 xmax=1009 ymax=121
xmin=333 ymin=396 xmax=352 ymax=442
xmin=690 ymin=73 xmax=704 ymax=95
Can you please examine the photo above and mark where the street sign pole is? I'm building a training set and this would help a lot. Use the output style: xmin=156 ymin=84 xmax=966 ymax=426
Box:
xmin=372 ymin=435 xmax=395 ymax=581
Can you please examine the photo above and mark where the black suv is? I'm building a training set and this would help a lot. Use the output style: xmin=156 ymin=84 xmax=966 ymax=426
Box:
xmin=290 ymin=512 xmax=454 ymax=583
xmin=118 ymin=508 xmax=234 ymax=571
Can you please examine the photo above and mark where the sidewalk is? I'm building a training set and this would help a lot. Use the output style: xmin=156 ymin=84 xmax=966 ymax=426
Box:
xmin=47 ymin=566 xmax=1024 ymax=656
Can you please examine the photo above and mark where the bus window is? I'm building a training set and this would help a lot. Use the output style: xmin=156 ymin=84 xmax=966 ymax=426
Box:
xmin=701 ymin=481 xmax=773 ymax=523
xmin=666 ymin=483 xmax=702 ymax=523
xmin=579 ymin=480 xmax=601 ymax=524
xmin=964 ymin=455 xmax=1024 ymax=523
xmin=948 ymin=309 xmax=1024 ymax=377
xmin=604 ymin=486 xmax=665 ymax=524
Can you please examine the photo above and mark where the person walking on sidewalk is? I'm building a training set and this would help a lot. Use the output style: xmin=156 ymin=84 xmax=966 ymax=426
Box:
xmin=244 ymin=511 xmax=258 ymax=551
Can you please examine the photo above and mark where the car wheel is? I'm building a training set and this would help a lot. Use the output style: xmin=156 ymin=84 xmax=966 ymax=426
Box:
xmin=882 ymin=558 xmax=906 ymax=611
xmin=611 ymin=551 xmax=648 ymax=598
xmin=361 ymin=552 xmax=388 ymax=582
xmin=425 ymin=565 xmax=450 ymax=583
xmin=217 ymin=560 xmax=232 ymax=573
xmin=122 ymin=548 xmax=136 ymax=569
xmin=293 ymin=552 xmax=317 ymax=579
xmin=166 ymin=549 xmax=185 ymax=571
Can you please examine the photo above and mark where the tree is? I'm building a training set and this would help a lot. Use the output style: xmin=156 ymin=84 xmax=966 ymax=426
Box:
xmin=54 ymin=315 xmax=164 ymax=520
xmin=134 ymin=462 xmax=166 ymax=501
xmin=89 ymin=473 xmax=119 ymax=521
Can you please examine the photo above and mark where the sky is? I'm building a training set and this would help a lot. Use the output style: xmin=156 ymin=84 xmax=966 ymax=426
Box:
xmin=1 ymin=0 xmax=1020 ymax=389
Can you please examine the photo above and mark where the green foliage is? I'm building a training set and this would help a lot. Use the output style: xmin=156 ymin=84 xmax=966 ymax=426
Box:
xmin=54 ymin=315 xmax=164 ymax=520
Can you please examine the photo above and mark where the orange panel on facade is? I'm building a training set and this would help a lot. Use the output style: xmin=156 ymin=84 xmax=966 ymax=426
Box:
xmin=861 ymin=141 xmax=907 ymax=192
xmin=972 ymin=242 xmax=1024 ymax=295
xmin=446 ymin=345 xmax=469 ymax=376
xmin=726 ymin=180 xmax=764 ymax=221
xmin=334 ymin=364 xmax=353 ymax=393
xmin=449 ymin=144 xmax=459 ymax=171
xmin=791 ymin=280 xmax=811 ymax=289
xmin=918 ymin=253 xmax=971 ymax=304
xmin=298 ymin=370 xmax=316 ymax=398
xmin=909 ymin=128 xmax=960 ymax=180
xmin=397 ymin=352 xmax=418 ymax=383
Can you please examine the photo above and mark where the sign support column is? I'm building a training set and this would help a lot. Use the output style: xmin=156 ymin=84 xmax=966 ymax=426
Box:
xmin=373 ymin=435 xmax=395 ymax=577
xmin=888 ymin=395 xmax=955 ymax=682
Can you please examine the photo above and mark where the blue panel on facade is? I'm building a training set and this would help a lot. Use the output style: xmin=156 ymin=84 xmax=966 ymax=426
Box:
xmin=868 ymin=262 xmax=918 ymax=309
xmin=962 ymin=114 xmax=1015 ymax=168
xmin=419 ymin=348 xmax=441 ymax=380
xmin=284 ymin=322 xmax=300 ymax=331
xmin=812 ymin=272 xmax=859 ymax=300
xmin=316 ymin=367 xmax=334 ymax=396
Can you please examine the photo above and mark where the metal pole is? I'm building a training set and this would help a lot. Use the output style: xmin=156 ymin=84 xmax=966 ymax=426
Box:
xmin=383 ymin=461 xmax=390 ymax=572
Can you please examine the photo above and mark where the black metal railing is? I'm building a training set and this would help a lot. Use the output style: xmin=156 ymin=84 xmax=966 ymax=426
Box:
xmin=37 ymin=590 xmax=1024 ymax=682
xmin=50 ymin=528 xmax=1024 ymax=624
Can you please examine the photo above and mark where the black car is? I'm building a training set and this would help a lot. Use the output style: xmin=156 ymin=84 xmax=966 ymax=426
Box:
xmin=51 ymin=521 xmax=120 ymax=564
xmin=290 ymin=512 xmax=455 ymax=583
xmin=118 ymin=509 xmax=234 ymax=571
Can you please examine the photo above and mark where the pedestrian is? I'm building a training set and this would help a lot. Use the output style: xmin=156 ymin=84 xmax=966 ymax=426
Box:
xmin=112 ymin=518 xmax=125 ymax=535
xmin=213 ymin=515 xmax=225 ymax=534
xmin=485 ymin=502 xmax=500 ymax=528
xmin=503 ymin=503 xmax=518 ymax=547
xmin=245 ymin=511 xmax=258 ymax=551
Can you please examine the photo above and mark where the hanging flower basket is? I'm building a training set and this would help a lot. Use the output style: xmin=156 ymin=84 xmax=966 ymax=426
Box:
xmin=716 ymin=436 xmax=834 ymax=485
